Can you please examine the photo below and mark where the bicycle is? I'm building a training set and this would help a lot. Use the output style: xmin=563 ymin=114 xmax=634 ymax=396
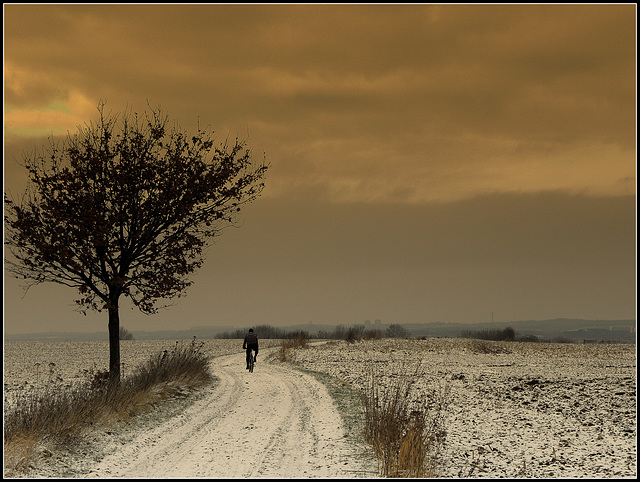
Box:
xmin=246 ymin=348 xmax=256 ymax=373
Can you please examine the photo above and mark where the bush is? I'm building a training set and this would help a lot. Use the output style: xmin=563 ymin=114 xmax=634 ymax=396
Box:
xmin=119 ymin=326 xmax=134 ymax=340
xmin=345 ymin=325 xmax=363 ymax=344
xmin=363 ymin=363 xmax=448 ymax=477
xmin=130 ymin=338 xmax=212 ymax=391
xmin=286 ymin=330 xmax=310 ymax=347
xmin=278 ymin=330 xmax=310 ymax=361
xmin=466 ymin=340 xmax=512 ymax=354
xmin=362 ymin=329 xmax=381 ymax=340
xmin=384 ymin=324 xmax=410 ymax=339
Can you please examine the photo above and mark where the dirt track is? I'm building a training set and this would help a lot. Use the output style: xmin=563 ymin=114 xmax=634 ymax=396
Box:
xmin=85 ymin=348 xmax=374 ymax=478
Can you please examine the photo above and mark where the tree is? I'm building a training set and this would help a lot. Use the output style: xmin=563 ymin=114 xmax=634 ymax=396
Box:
xmin=4 ymin=102 xmax=268 ymax=380
xmin=502 ymin=326 xmax=516 ymax=341
xmin=119 ymin=326 xmax=134 ymax=340
xmin=384 ymin=323 xmax=410 ymax=338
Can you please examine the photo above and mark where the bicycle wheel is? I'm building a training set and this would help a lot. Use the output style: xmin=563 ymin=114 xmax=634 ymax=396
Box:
xmin=248 ymin=352 xmax=254 ymax=372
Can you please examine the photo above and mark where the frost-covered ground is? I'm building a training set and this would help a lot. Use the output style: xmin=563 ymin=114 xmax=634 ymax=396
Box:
xmin=289 ymin=338 xmax=637 ymax=478
xmin=4 ymin=341 xmax=377 ymax=478
xmin=4 ymin=337 xmax=636 ymax=478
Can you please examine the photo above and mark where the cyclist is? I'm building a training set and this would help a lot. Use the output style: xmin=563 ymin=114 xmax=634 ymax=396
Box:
xmin=243 ymin=328 xmax=259 ymax=370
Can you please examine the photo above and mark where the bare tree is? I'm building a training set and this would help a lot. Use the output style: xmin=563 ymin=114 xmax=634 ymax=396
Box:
xmin=119 ymin=326 xmax=134 ymax=341
xmin=384 ymin=323 xmax=410 ymax=339
xmin=4 ymin=102 xmax=268 ymax=380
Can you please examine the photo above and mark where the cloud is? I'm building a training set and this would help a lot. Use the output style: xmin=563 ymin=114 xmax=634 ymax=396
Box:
xmin=3 ymin=4 xmax=635 ymax=205
xmin=4 ymin=89 xmax=96 ymax=138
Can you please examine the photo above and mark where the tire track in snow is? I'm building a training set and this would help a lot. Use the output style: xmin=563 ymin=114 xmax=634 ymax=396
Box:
xmin=86 ymin=348 xmax=373 ymax=478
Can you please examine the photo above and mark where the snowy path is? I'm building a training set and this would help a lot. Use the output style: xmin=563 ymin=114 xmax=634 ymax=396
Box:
xmin=86 ymin=349 xmax=372 ymax=478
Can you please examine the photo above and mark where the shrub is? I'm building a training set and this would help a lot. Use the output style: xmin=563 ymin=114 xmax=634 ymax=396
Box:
xmin=362 ymin=329 xmax=381 ymax=340
xmin=278 ymin=330 xmax=310 ymax=361
xmin=466 ymin=340 xmax=512 ymax=354
xmin=119 ymin=326 xmax=134 ymax=340
xmin=288 ymin=330 xmax=310 ymax=345
xmin=384 ymin=324 xmax=410 ymax=339
xmin=345 ymin=325 xmax=363 ymax=344
xmin=363 ymin=362 xmax=448 ymax=477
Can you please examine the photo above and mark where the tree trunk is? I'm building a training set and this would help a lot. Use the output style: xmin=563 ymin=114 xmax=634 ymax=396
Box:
xmin=108 ymin=294 xmax=121 ymax=381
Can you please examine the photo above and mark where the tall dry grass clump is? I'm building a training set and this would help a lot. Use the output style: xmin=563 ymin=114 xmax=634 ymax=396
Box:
xmin=4 ymin=338 xmax=212 ymax=476
xmin=363 ymin=362 xmax=448 ymax=477
xmin=129 ymin=338 xmax=212 ymax=392
xmin=278 ymin=330 xmax=309 ymax=361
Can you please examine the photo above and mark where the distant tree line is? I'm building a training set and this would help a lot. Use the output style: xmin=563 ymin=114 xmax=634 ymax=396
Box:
xmin=460 ymin=327 xmax=516 ymax=341
xmin=214 ymin=323 xmax=610 ymax=345
xmin=215 ymin=324 xmax=288 ymax=339
xmin=308 ymin=323 xmax=410 ymax=341
xmin=459 ymin=326 xmax=543 ymax=342
xmin=214 ymin=323 xmax=411 ymax=341
xmin=329 ymin=323 xmax=411 ymax=343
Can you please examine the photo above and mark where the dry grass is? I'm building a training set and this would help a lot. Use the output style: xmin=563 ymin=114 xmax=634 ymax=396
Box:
xmin=278 ymin=330 xmax=309 ymax=361
xmin=3 ymin=434 xmax=40 ymax=475
xmin=363 ymin=362 xmax=448 ymax=477
xmin=3 ymin=338 xmax=212 ymax=476
xmin=464 ymin=339 xmax=512 ymax=354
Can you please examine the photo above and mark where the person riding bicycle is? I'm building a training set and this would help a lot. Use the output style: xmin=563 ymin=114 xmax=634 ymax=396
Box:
xmin=243 ymin=328 xmax=259 ymax=370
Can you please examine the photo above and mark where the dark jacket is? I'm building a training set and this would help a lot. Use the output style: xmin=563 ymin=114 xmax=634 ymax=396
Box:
xmin=243 ymin=332 xmax=258 ymax=349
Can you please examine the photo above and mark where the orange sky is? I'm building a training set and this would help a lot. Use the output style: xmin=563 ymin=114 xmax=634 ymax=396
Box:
xmin=3 ymin=4 xmax=636 ymax=334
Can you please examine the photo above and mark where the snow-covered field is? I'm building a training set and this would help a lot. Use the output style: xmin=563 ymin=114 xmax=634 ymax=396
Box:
xmin=289 ymin=338 xmax=637 ymax=478
xmin=4 ymin=337 xmax=636 ymax=478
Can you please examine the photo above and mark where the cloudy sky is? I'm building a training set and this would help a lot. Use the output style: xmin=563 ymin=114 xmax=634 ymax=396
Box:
xmin=3 ymin=4 xmax=636 ymax=335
